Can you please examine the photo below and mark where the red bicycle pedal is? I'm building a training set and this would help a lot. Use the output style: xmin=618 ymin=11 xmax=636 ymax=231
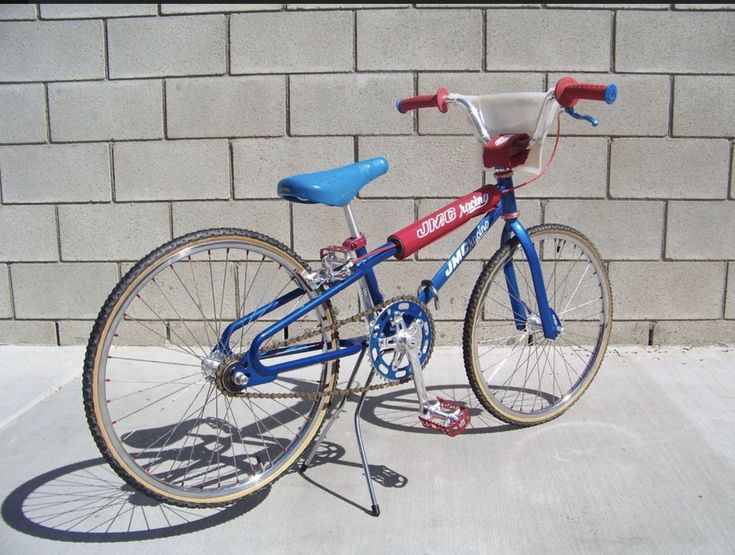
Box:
xmin=418 ymin=397 xmax=471 ymax=437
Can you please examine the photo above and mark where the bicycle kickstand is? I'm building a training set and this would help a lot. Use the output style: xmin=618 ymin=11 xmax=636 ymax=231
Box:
xmin=298 ymin=347 xmax=382 ymax=517
xmin=300 ymin=346 xmax=367 ymax=472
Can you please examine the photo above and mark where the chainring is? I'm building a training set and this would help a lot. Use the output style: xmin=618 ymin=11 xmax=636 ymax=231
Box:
xmin=369 ymin=298 xmax=434 ymax=381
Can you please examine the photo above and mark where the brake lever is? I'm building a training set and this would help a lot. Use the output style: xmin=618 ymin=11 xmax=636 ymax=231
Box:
xmin=564 ymin=107 xmax=598 ymax=127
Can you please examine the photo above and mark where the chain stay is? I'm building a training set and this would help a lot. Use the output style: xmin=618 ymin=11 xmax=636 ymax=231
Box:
xmin=235 ymin=294 xmax=426 ymax=401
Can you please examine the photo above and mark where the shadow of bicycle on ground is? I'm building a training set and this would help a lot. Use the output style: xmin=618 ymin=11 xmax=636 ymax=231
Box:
xmin=1 ymin=457 xmax=268 ymax=543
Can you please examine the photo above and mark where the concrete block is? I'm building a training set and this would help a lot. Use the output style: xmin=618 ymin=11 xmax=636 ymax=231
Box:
xmin=373 ymin=260 xmax=484 ymax=320
xmin=617 ymin=12 xmax=735 ymax=73
xmin=0 ymin=144 xmax=111 ymax=203
xmin=418 ymin=73 xmax=545 ymax=136
xmin=486 ymin=10 xmax=611 ymax=71
xmin=666 ymin=201 xmax=735 ymax=260
xmin=611 ymin=139 xmax=730 ymax=199
xmin=166 ymin=76 xmax=285 ymax=138
xmin=108 ymin=15 xmax=225 ymax=78
xmin=292 ymin=199 xmax=414 ymax=260
xmin=57 ymin=321 xmax=93 ymax=347
xmin=290 ymin=74 xmax=413 ymax=136
xmin=231 ymin=12 xmax=353 ymax=73
xmin=358 ymin=136 xmax=483 ymax=198
xmin=415 ymin=198 xmax=541 ymax=261
xmin=0 ymin=4 xmax=36 ymax=20
xmin=0 ymin=21 xmax=104 ymax=82
xmin=431 ymin=321 xmax=461 ymax=347
xmin=0 ymin=321 xmax=57 ymax=346
xmin=548 ymin=73 xmax=670 ymax=137
xmin=162 ymin=4 xmax=282 ymax=13
xmin=0 ymin=205 xmax=58 ymax=262
xmin=609 ymin=322 xmax=650 ymax=345
xmin=233 ymin=137 xmax=353 ymax=199
xmin=357 ymin=10 xmax=482 ymax=70
xmin=545 ymin=200 xmax=664 ymax=260
xmin=172 ymin=200 xmax=290 ymax=247
xmin=114 ymin=140 xmax=229 ymax=201
xmin=11 ymin=263 xmax=119 ymax=319
xmin=0 ymin=265 xmax=11 ymax=318
xmin=0 ymin=85 xmax=47 ymax=144
xmin=40 ymin=4 xmax=157 ymax=18
xmin=58 ymin=319 xmax=166 ymax=347
xmin=654 ymin=321 xmax=735 ymax=346
xmin=516 ymin=137 xmax=608 ymax=199
xmin=48 ymin=81 xmax=163 ymax=142
xmin=59 ymin=203 xmax=170 ymax=262
xmin=727 ymin=264 xmax=734 ymax=319
xmin=609 ymin=261 xmax=724 ymax=320
xmin=673 ymin=76 xmax=735 ymax=137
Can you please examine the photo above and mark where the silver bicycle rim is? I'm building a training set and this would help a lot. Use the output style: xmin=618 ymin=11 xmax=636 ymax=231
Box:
xmin=94 ymin=236 xmax=336 ymax=502
xmin=472 ymin=229 xmax=610 ymax=421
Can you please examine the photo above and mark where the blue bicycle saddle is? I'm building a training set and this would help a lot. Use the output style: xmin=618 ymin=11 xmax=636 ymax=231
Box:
xmin=277 ymin=157 xmax=389 ymax=207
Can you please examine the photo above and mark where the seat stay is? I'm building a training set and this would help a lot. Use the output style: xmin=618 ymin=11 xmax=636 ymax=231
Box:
xmin=234 ymin=244 xmax=396 ymax=386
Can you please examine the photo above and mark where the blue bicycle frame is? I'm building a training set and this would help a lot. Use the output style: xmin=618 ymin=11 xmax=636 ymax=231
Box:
xmin=219 ymin=174 xmax=558 ymax=387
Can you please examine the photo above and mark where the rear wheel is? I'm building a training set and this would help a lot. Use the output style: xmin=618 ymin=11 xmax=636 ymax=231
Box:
xmin=463 ymin=224 xmax=611 ymax=426
xmin=84 ymin=228 xmax=339 ymax=507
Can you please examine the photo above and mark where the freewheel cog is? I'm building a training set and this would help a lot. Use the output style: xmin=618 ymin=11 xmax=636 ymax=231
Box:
xmin=369 ymin=298 xmax=434 ymax=381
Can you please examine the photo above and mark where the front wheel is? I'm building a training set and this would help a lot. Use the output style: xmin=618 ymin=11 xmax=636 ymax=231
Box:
xmin=463 ymin=224 xmax=611 ymax=426
xmin=83 ymin=228 xmax=339 ymax=507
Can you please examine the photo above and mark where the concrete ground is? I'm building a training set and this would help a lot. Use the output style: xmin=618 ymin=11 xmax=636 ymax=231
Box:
xmin=0 ymin=345 xmax=734 ymax=554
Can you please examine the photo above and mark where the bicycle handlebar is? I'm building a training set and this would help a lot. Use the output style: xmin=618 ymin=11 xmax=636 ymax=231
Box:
xmin=554 ymin=77 xmax=617 ymax=108
xmin=396 ymin=88 xmax=449 ymax=114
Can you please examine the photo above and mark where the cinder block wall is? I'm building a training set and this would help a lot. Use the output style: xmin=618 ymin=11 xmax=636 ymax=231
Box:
xmin=0 ymin=3 xmax=733 ymax=346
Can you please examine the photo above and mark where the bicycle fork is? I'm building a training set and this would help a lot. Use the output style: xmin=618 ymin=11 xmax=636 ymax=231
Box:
xmin=497 ymin=177 xmax=559 ymax=341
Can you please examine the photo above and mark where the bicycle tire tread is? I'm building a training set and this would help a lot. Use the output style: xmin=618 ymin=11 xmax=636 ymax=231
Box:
xmin=83 ymin=227 xmax=339 ymax=508
xmin=462 ymin=223 xmax=612 ymax=427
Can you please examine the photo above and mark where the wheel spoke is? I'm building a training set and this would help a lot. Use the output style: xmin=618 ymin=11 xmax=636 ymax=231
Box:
xmin=88 ymin=233 xmax=338 ymax=504
xmin=469 ymin=227 xmax=609 ymax=422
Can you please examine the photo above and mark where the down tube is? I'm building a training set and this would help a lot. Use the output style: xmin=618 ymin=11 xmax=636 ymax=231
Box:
xmin=418 ymin=206 xmax=502 ymax=305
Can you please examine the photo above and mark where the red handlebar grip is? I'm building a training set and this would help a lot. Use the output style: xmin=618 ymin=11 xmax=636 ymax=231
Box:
xmin=397 ymin=88 xmax=448 ymax=114
xmin=555 ymin=77 xmax=609 ymax=108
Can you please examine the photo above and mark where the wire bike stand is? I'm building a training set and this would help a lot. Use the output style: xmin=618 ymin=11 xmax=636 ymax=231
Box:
xmin=299 ymin=346 xmax=383 ymax=516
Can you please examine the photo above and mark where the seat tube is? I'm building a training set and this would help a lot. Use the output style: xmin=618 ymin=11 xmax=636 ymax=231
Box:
xmin=344 ymin=204 xmax=383 ymax=308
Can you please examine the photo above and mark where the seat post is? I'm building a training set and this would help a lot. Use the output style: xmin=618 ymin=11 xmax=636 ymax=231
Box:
xmin=343 ymin=203 xmax=361 ymax=238
xmin=343 ymin=203 xmax=377 ymax=311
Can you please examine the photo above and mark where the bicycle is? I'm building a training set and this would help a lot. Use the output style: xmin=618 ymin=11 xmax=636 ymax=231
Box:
xmin=83 ymin=77 xmax=618 ymax=515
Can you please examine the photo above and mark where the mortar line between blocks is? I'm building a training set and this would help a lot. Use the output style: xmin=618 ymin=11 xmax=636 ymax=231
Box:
xmin=103 ymin=18 xmax=110 ymax=81
xmin=285 ymin=75 xmax=291 ymax=137
xmin=7 ymin=264 xmax=17 ymax=319
xmin=109 ymin=142 xmax=117 ymax=202
xmin=43 ymin=83 xmax=51 ymax=143
xmin=225 ymin=14 xmax=231 ymax=75
xmin=228 ymin=139 xmax=235 ymax=200
xmin=162 ymin=80 xmax=168 ymax=140
xmin=168 ymin=202 xmax=174 ymax=241
xmin=352 ymin=9 xmax=358 ymax=73
xmin=54 ymin=205 xmax=63 ymax=262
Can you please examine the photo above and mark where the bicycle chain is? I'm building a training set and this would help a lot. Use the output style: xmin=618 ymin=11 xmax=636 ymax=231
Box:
xmin=229 ymin=294 xmax=429 ymax=401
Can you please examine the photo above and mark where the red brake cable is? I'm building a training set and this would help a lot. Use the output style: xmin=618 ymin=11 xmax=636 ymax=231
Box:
xmin=502 ymin=111 xmax=562 ymax=193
